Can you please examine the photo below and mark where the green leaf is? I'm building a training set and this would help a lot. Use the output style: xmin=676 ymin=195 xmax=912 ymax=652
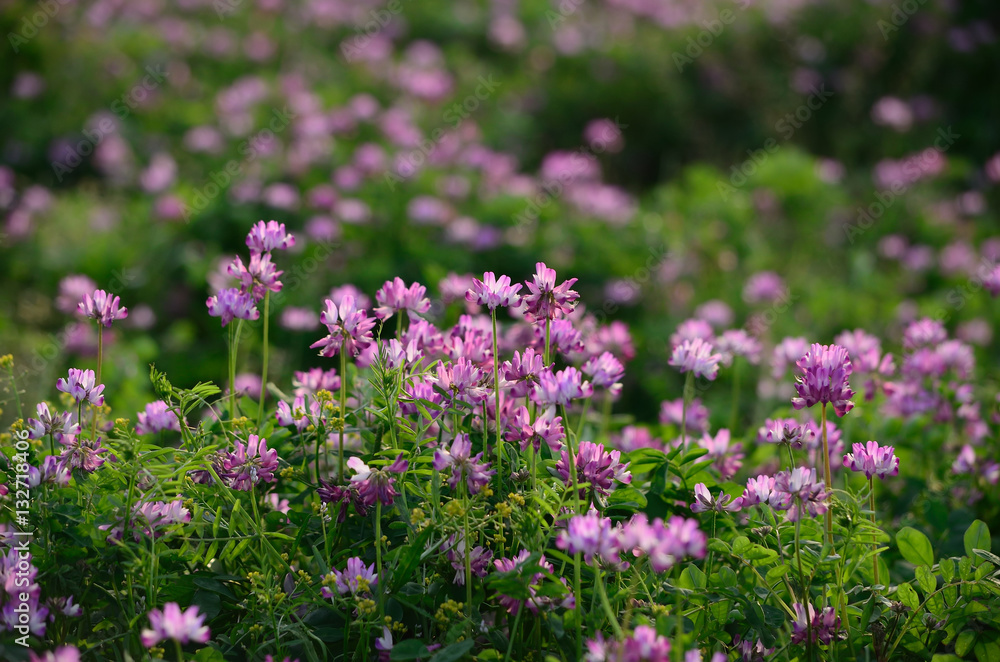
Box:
xmin=931 ymin=655 xmax=964 ymax=662
xmin=964 ymin=520 xmax=991 ymax=559
xmin=193 ymin=648 xmax=226 ymax=662
xmin=429 ymin=640 xmax=475 ymax=662
xmin=916 ymin=566 xmax=937 ymax=595
xmin=679 ymin=565 xmax=707 ymax=590
xmin=390 ymin=639 xmax=431 ymax=660
xmin=606 ymin=486 xmax=648 ymax=511
xmin=956 ymin=630 xmax=977 ymax=657
xmin=897 ymin=527 xmax=934 ymax=567
xmin=766 ymin=564 xmax=790 ymax=582
xmin=895 ymin=583 xmax=920 ymax=611
xmin=940 ymin=557 xmax=955 ymax=583
xmin=732 ymin=536 xmax=752 ymax=556
xmin=745 ymin=545 xmax=778 ymax=565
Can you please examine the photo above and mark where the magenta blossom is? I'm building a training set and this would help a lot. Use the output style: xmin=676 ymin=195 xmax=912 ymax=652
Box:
xmin=668 ymin=338 xmax=721 ymax=381
xmin=140 ymin=602 xmax=211 ymax=647
xmin=466 ymin=272 xmax=522 ymax=310
xmin=532 ymin=367 xmax=593 ymax=406
xmin=228 ymin=252 xmax=283 ymax=301
xmin=843 ymin=441 xmax=899 ymax=479
xmin=774 ymin=467 xmax=829 ymax=522
xmin=493 ymin=550 xmax=575 ymax=615
xmin=581 ymin=351 xmax=625 ymax=396
xmin=791 ymin=343 xmax=855 ymax=417
xmin=791 ymin=602 xmax=841 ymax=645
xmin=135 ymin=401 xmax=181 ymax=435
xmin=433 ymin=435 xmax=495 ymax=495
xmin=586 ymin=626 xmax=671 ymax=662
xmin=348 ymin=453 xmax=408 ymax=507
xmin=29 ymin=646 xmax=80 ymax=662
xmin=78 ymin=290 xmax=128 ymax=328
xmin=219 ymin=435 xmax=279 ymax=491
xmin=690 ymin=483 xmax=742 ymax=513
xmin=429 ymin=357 xmax=489 ymax=406
xmin=698 ymin=429 xmax=743 ymax=479
xmin=757 ymin=418 xmax=805 ymax=448
xmin=446 ymin=535 xmax=493 ymax=585
xmin=501 ymin=348 xmax=546 ymax=398
xmin=246 ymin=220 xmax=295 ymax=253
xmin=324 ymin=556 xmax=378 ymax=597
xmin=619 ymin=514 xmax=707 ymax=572
xmin=556 ymin=441 xmax=631 ymax=497
xmin=311 ymin=295 xmax=377 ymax=358
xmin=505 ymin=405 xmax=565 ymax=452
xmin=555 ymin=513 xmax=622 ymax=565
xmin=206 ymin=287 xmax=260 ymax=327
xmin=56 ymin=368 xmax=105 ymax=406
xmin=374 ymin=277 xmax=431 ymax=320
xmin=521 ymin=262 xmax=579 ymax=322
xmin=741 ymin=475 xmax=790 ymax=509
xmin=57 ymin=435 xmax=109 ymax=473
xmin=27 ymin=402 xmax=79 ymax=441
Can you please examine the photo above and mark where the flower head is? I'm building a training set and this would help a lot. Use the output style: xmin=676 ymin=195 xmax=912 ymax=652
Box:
xmin=429 ymin=358 xmax=489 ymax=406
xmin=27 ymin=402 xmax=79 ymax=441
xmin=555 ymin=513 xmax=621 ymax=565
xmin=57 ymin=435 xmax=109 ymax=473
xmin=556 ymin=441 xmax=631 ymax=497
xmin=582 ymin=352 xmax=625 ymax=396
xmin=619 ymin=514 xmax=706 ymax=572
xmin=690 ymin=483 xmax=742 ymax=513
xmin=521 ymin=262 xmax=579 ymax=322
xmin=326 ymin=556 xmax=378 ymax=597
xmin=433 ymin=435 xmax=494 ymax=495
xmin=56 ymin=368 xmax=105 ymax=406
xmin=348 ymin=453 xmax=408 ymax=506
xmin=493 ymin=550 xmax=575 ymax=615
xmin=29 ymin=646 xmax=80 ymax=662
xmin=585 ymin=625 xmax=671 ymax=662
xmin=532 ymin=367 xmax=593 ymax=406
xmin=446 ymin=534 xmax=493 ymax=584
xmin=310 ymin=295 xmax=377 ymax=358
xmin=219 ymin=435 xmax=279 ymax=491
xmin=669 ymin=338 xmax=721 ymax=381
xmin=229 ymin=252 xmax=283 ymax=301
xmin=791 ymin=343 xmax=855 ymax=417
xmin=78 ymin=290 xmax=128 ymax=328
xmin=505 ymin=405 xmax=565 ymax=452
xmin=140 ymin=602 xmax=211 ymax=647
xmin=774 ymin=467 xmax=829 ymax=522
xmin=206 ymin=288 xmax=260 ymax=327
xmin=758 ymin=418 xmax=805 ymax=448
xmin=843 ymin=441 xmax=899 ymax=479
xmin=135 ymin=401 xmax=181 ymax=435
xmin=374 ymin=277 xmax=431 ymax=320
xmin=791 ymin=602 xmax=841 ymax=645
xmin=466 ymin=272 xmax=522 ymax=310
xmin=246 ymin=220 xmax=295 ymax=253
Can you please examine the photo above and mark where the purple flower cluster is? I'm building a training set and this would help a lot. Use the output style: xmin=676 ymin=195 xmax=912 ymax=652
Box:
xmin=56 ymin=368 xmax=104 ymax=406
xmin=323 ymin=557 xmax=378 ymax=597
xmin=140 ymin=602 xmax=210 ymax=647
xmin=492 ymin=550 xmax=575 ymax=615
xmin=669 ymin=338 xmax=721 ymax=381
xmin=843 ymin=441 xmax=899 ymax=479
xmin=348 ymin=453 xmax=408 ymax=506
xmin=27 ymin=402 xmax=79 ymax=441
xmin=218 ymin=435 xmax=280 ymax=491
xmin=78 ymin=290 xmax=128 ymax=328
xmin=0 ymin=548 xmax=48 ymax=637
xmin=791 ymin=602 xmax=841 ymax=645
xmin=433 ymin=435 xmax=494 ymax=495
xmin=311 ymin=295 xmax=377 ymax=358
xmin=520 ymin=262 xmax=579 ymax=322
xmin=466 ymin=272 xmax=522 ymax=310
xmin=374 ymin=277 xmax=432 ymax=320
xmin=620 ymin=514 xmax=707 ymax=573
xmin=556 ymin=440 xmax=631 ymax=497
xmin=135 ymin=400 xmax=181 ymax=435
xmin=791 ymin=343 xmax=855 ymax=416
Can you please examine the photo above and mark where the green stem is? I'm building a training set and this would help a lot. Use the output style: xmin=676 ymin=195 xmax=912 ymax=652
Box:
xmin=492 ymin=310 xmax=502 ymax=494
xmin=339 ymin=346 xmax=347 ymax=483
xmin=869 ymin=476 xmax=880 ymax=588
xmin=729 ymin=358 xmax=741 ymax=431
xmin=174 ymin=638 xmax=184 ymax=662
xmin=376 ymin=500 xmax=384 ymax=619
xmin=673 ymin=569 xmax=684 ymax=662
xmin=573 ymin=551 xmax=582 ymax=657
xmin=462 ymin=484 xmax=473 ymax=625
xmin=820 ymin=403 xmax=832 ymax=546
xmin=543 ymin=317 xmax=551 ymax=366
xmin=593 ymin=561 xmax=623 ymax=638
xmin=228 ymin=323 xmax=237 ymax=428
xmin=681 ymin=371 xmax=694 ymax=450
xmin=91 ymin=325 xmax=103 ymax=441
xmin=257 ymin=291 xmax=270 ymax=431
xmin=503 ymin=599 xmax=525 ymax=662
xmin=795 ymin=509 xmax=814 ymax=662
xmin=6 ymin=363 xmax=23 ymax=420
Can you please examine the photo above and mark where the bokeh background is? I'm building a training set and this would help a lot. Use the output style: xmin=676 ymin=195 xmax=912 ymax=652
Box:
xmin=1 ymin=0 xmax=999 ymax=429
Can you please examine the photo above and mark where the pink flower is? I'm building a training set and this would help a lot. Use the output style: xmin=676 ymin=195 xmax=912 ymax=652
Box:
xmin=57 ymin=435 xmax=108 ymax=473
xmin=228 ymin=252 xmax=283 ymax=301
xmin=433 ymin=435 xmax=494 ymax=495
xmin=843 ymin=441 xmax=899 ymax=479
xmin=311 ymin=295 xmax=377 ymax=358
xmin=78 ymin=290 xmax=128 ymax=328
xmin=135 ymin=401 xmax=181 ymax=435
xmin=690 ymin=483 xmax=742 ymax=513
xmin=246 ymin=220 xmax=295 ymax=253
xmin=56 ymin=368 xmax=105 ymax=406
xmin=521 ymin=262 xmax=579 ymax=322
xmin=27 ymin=402 xmax=79 ymax=441
xmin=668 ymin=338 xmax=721 ymax=381
xmin=790 ymin=343 xmax=855 ymax=417
xmin=532 ymin=367 xmax=593 ymax=406
xmin=206 ymin=288 xmax=260 ymax=327
xmin=582 ymin=351 xmax=624 ymax=396
xmin=219 ymin=435 xmax=279 ymax=491
xmin=374 ymin=277 xmax=431 ymax=320
xmin=555 ymin=513 xmax=621 ymax=565
xmin=505 ymin=405 xmax=565 ymax=452
xmin=791 ymin=602 xmax=841 ymax=645
xmin=29 ymin=646 xmax=80 ymax=662
xmin=619 ymin=514 xmax=706 ymax=572
xmin=556 ymin=441 xmax=631 ymax=497
xmin=430 ymin=358 xmax=489 ymax=406
xmin=466 ymin=272 xmax=522 ymax=310
xmin=140 ymin=603 xmax=210 ymax=647
xmin=348 ymin=453 xmax=408 ymax=506
xmin=326 ymin=556 xmax=378 ymax=596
